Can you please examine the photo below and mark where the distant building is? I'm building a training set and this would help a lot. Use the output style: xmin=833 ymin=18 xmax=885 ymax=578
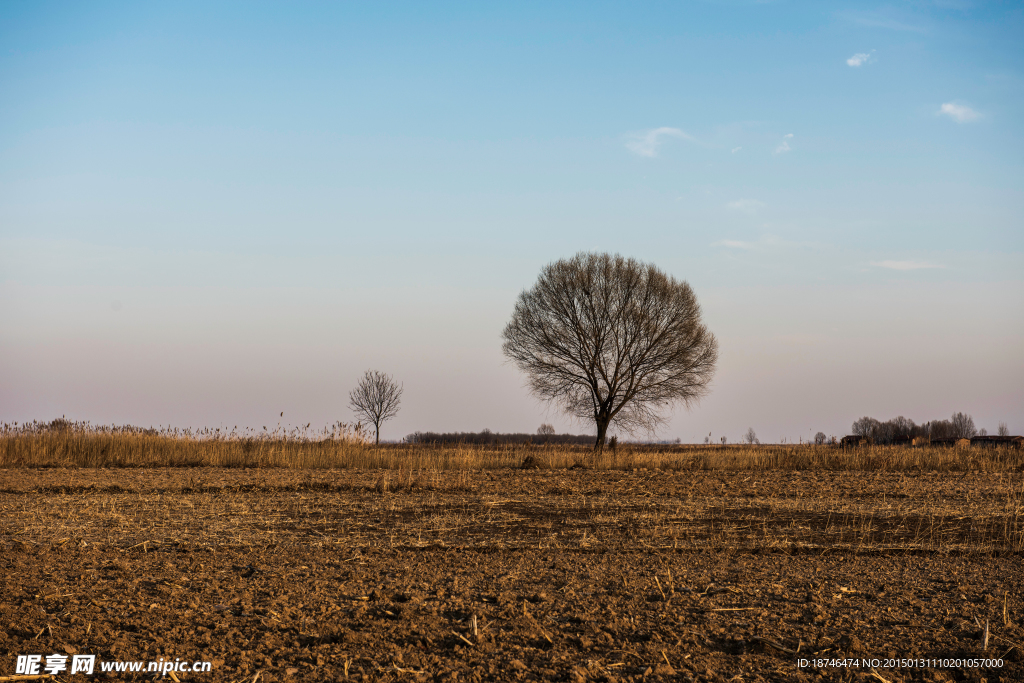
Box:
xmin=930 ymin=435 xmax=1022 ymax=448
xmin=969 ymin=435 xmax=1023 ymax=449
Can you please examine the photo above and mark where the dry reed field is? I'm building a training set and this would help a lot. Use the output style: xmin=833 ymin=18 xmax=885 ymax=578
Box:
xmin=3 ymin=421 xmax=1023 ymax=472
xmin=1 ymin=424 xmax=1022 ymax=682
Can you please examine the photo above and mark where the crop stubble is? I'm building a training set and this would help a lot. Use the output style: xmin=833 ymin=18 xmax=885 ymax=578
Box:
xmin=1 ymin=467 xmax=1021 ymax=682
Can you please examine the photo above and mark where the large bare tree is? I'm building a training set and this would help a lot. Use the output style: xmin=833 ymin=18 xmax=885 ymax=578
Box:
xmin=949 ymin=411 xmax=977 ymax=440
xmin=502 ymin=252 xmax=718 ymax=451
xmin=349 ymin=370 xmax=403 ymax=445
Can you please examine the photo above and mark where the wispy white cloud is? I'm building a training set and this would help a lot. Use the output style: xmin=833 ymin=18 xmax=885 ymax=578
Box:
xmin=712 ymin=239 xmax=756 ymax=249
xmin=840 ymin=11 xmax=927 ymax=32
xmin=625 ymin=127 xmax=694 ymax=157
xmin=726 ymin=199 xmax=765 ymax=215
xmin=712 ymin=233 xmax=804 ymax=253
xmin=871 ymin=260 xmax=944 ymax=270
xmin=731 ymin=146 xmax=742 ymax=154
xmin=938 ymin=102 xmax=980 ymax=123
xmin=774 ymin=133 xmax=793 ymax=154
xmin=932 ymin=0 xmax=973 ymax=9
xmin=846 ymin=51 xmax=873 ymax=67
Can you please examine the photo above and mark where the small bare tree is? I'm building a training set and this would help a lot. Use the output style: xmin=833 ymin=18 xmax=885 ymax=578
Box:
xmin=998 ymin=422 xmax=1009 ymax=437
xmin=537 ymin=424 xmax=556 ymax=443
xmin=349 ymin=370 xmax=403 ymax=445
xmin=743 ymin=427 xmax=758 ymax=445
xmin=814 ymin=431 xmax=828 ymax=445
xmin=502 ymin=252 xmax=718 ymax=451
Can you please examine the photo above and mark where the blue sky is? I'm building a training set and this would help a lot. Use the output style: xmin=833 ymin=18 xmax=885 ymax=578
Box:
xmin=2 ymin=1 xmax=1022 ymax=441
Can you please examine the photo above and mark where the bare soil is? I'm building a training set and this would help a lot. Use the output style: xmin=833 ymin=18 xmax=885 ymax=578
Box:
xmin=1 ymin=467 xmax=1021 ymax=682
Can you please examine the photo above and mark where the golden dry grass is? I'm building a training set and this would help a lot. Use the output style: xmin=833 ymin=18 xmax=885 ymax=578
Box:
xmin=2 ymin=421 xmax=1022 ymax=471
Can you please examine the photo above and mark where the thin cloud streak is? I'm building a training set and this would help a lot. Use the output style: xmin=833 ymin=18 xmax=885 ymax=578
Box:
xmin=871 ymin=260 xmax=945 ymax=270
xmin=726 ymin=199 xmax=765 ymax=215
xmin=840 ymin=11 xmax=927 ymax=32
xmin=625 ymin=127 xmax=694 ymax=157
xmin=773 ymin=333 xmax=828 ymax=346
xmin=712 ymin=239 xmax=756 ymax=249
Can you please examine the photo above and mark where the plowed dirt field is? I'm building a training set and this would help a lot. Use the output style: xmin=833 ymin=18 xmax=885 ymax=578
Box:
xmin=1 ymin=467 xmax=1021 ymax=682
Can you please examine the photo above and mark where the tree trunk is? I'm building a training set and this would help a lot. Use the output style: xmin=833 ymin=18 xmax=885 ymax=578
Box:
xmin=594 ymin=416 xmax=610 ymax=452
xmin=374 ymin=422 xmax=380 ymax=445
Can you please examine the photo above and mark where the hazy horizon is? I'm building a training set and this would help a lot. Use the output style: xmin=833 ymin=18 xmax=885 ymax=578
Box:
xmin=2 ymin=2 xmax=1022 ymax=443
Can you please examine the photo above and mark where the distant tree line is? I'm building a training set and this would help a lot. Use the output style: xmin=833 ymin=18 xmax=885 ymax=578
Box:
xmin=404 ymin=428 xmax=595 ymax=446
xmin=850 ymin=412 xmax=993 ymax=444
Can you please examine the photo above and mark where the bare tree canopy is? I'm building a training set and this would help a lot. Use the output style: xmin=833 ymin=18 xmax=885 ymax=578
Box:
xmin=950 ymin=411 xmax=977 ymax=440
xmin=348 ymin=370 xmax=403 ymax=445
xmin=502 ymin=252 xmax=718 ymax=451
xmin=852 ymin=416 xmax=881 ymax=438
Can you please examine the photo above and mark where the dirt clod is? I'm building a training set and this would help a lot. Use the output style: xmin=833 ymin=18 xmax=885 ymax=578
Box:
xmin=839 ymin=634 xmax=864 ymax=652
